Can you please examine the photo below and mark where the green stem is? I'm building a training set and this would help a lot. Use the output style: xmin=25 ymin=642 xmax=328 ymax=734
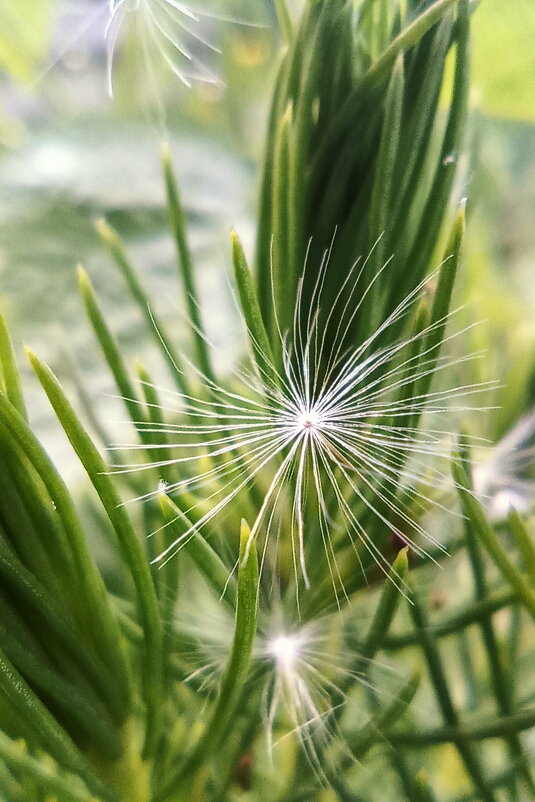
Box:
xmin=389 ymin=706 xmax=535 ymax=745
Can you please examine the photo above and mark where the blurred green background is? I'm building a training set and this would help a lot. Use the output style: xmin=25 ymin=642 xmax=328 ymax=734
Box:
xmin=1 ymin=0 xmax=535 ymax=483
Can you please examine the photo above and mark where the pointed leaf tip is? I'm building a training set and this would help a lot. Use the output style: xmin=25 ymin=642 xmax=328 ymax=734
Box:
xmin=393 ymin=546 xmax=409 ymax=575
xmin=240 ymin=518 xmax=252 ymax=552
xmin=95 ymin=217 xmax=118 ymax=246
xmin=76 ymin=264 xmax=90 ymax=286
xmin=24 ymin=345 xmax=37 ymax=367
xmin=160 ymin=141 xmax=172 ymax=164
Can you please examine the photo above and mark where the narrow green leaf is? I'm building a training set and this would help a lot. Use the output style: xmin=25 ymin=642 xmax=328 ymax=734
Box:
xmin=0 ymin=597 xmax=121 ymax=757
xmin=384 ymin=585 xmax=517 ymax=649
xmin=0 ymin=734 xmax=95 ymax=802
xmin=407 ymin=575 xmax=499 ymax=801
xmin=275 ymin=0 xmax=293 ymax=41
xmin=453 ymin=457 xmax=535 ymax=620
xmin=508 ymin=508 xmax=535 ymax=583
xmin=366 ymin=53 xmax=405 ymax=327
xmin=313 ymin=0 xmax=460 ymax=171
xmin=347 ymin=671 xmax=420 ymax=760
xmin=460 ymin=449 xmax=534 ymax=792
xmin=231 ymin=230 xmax=278 ymax=385
xmin=286 ymin=1 xmax=340 ymax=294
xmin=271 ymin=103 xmax=293 ymax=337
xmin=256 ymin=51 xmax=289 ymax=324
xmin=0 ymin=649 xmax=117 ymax=802
xmin=361 ymin=548 xmax=409 ymax=660
xmin=389 ymin=14 xmax=454 ymax=242
xmin=159 ymin=493 xmax=236 ymax=608
xmin=388 ymin=706 xmax=535 ymax=746
xmin=398 ymin=298 xmax=431 ymax=434
xmin=431 ymin=199 xmax=466 ymax=326
xmin=196 ymin=518 xmax=258 ymax=748
xmin=0 ymin=642 xmax=120 ymax=760
xmin=369 ymin=0 xmax=459 ymax=91
xmin=135 ymin=359 xmax=177 ymax=489
xmin=94 ymin=222 xmax=188 ymax=394
xmin=26 ymin=349 xmax=163 ymax=756
xmin=0 ymin=310 xmax=26 ymax=420
xmin=160 ymin=144 xmax=213 ymax=381
xmin=161 ymin=520 xmax=258 ymax=796
xmin=0 ymin=394 xmax=131 ymax=718
xmin=0 ymin=536 xmax=119 ymax=717
xmin=0 ymin=443 xmax=62 ymax=593
xmin=406 ymin=0 xmax=470 ymax=282
xmin=414 ymin=202 xmax=465 ymax=402
xmin=78 ymin=265 xmax=148 ymax=429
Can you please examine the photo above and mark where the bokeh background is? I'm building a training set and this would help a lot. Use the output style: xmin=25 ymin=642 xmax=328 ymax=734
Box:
xmin=1 ymin=0 xmax=535 ymax=485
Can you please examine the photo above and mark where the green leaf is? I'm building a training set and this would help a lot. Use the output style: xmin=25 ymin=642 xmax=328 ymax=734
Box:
xmin=202 ymin=519 xmax=259 ymax=737
xmin=0 ymin=536 xmax=121 ymax=720
xmin=275 ymin=0 xmax=293 ymax=41
xmin=314 ymin=0 xmax=460 ymax=168
xmin=347 ymin=670 xmax=420 ymax=760
xmin=508 ymin=508 xmax=535 ymax=583
xmin=0 ymin=596 xmax=121 ymax=758
xmin=0 ymin=311 xmax=26 ymax=420
xmin=231 ymin=230 xmax=278 ymax=384
xmin=95 ymin=222 xmax=189 ymax=394
xmin=192 ymin=518 xmax=258 ymax=749
xmin=413 ymin=201 xmax=465 ymax=403
xmin=453 ymin=457 xmax=535 ymax=620
xmin=366 ymin=52 xmax=405 ymax=327
xmin=360 ymin=548 xmax=409 ymax=661
xmin=0 ymin=733 xmax=95 ymax=802
xmin=270 ymin=103 xmax=294 ymax=337
xmin=159 ymin=493 xmax=236 ymax=609
xmin=78 ymin=264 xmax=149 ymax=429
xmin=389 ymin=706 xmax=535 ymax=746
xmin=0 ymin=392 xmax=131 ymax=719
xmin=0 ymin=648 xmax=117 ymax=802
xmin=160 ymin=144 xmax=213 ymax=381
xmin=407 ymin=574 xmax=505 ymax=801
xmin=384 ymin=585 xmax=517 ymax=649
xmin=160 ymin=520 xmax=258 ymax=796
xmin=26 ymin=349 xmax=163 ymax=756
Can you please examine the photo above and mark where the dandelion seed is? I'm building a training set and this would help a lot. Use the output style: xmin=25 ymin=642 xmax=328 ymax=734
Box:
xmin=258 ymin=610 xmax=396 ymax=780
xmin=105 ymin=0 xmax=259 ymax=101
xmin=175 ymin=596 xmax=387 ymax=779
xmin=262 ymin=625 xmax=342 ymax=776
xmin=473 ymin=409 xmax=535 ymax=521
xmin=111 ymin=246 xmax=495 ymax=599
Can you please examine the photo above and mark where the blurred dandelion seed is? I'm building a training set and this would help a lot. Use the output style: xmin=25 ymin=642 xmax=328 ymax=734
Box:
xmin=258 ymin=614 xmax=392 ymax=780
xmin=473 ymin=409 xmax=535 ymax=521
xmin=111 ymin=246 xmax=495 ymax=596
xmin=105 ymin=0 xmax=257 ymax=100
xmin=175 ymin=598 xmax=384 ymax=778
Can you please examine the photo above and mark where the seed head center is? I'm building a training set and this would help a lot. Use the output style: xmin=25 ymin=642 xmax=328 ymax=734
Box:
xmin=298 ymin=409 xmax=320 ymax=431
xmin=269 ymin=634 xmax=300 ymax=669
